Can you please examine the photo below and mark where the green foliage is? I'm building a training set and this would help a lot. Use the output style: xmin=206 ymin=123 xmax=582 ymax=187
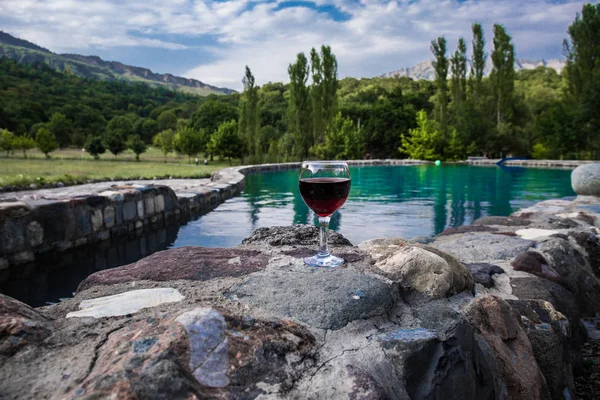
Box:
xmin=153 ymin=129 xmax=175 ymax=162
xmin=174 ymin=127 xmax=203 ymax=163
xmin=12 ymin=135 xmax=35 ymax=158
xmin=85 ymin=136 xmax=105 ymax=160
xmin=35 ymin=127 xmax=58 ymax=158
xmin=139 ymin=119 xmax=159 ymax=143
xmin=490 ymin=24 xmax=515 ymax=128
xmin=210 ymin=120 xmax=245 ymax=165
xmin=400 ymin=110 xmax=441 ymax=161
xmin=189 ymin=100 xmax=238 ymax=135
xmin=127 ymin=134 xmax=147 ymax=161
xmin=157 ymin=110 xmax=177 ymax=132
xmin=431 ymin=37 xmax=449 ymax=136
xmin=0 ymin=129 xmax=14 ymax=156
xmin=239 ymin=66 xmax=260 ymax=158
xmin=47 ymin=112 xmax=74 ymax=148
xmin=288 ymin=52 xmax=312 ymax=158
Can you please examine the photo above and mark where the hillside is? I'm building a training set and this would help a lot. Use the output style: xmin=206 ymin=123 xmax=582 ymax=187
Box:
xmin=0 ymin=31 xmax=234 ymax=96
xmin=382 ymin=58 xmax=566 ymax=80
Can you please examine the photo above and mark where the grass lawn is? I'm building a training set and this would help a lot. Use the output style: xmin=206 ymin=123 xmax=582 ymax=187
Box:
xmin=0 ymin=148 xmax=236 ymax=187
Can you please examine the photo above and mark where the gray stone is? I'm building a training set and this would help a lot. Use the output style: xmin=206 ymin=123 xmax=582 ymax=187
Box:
xmin=56 ymin=182 xmax=64 ymax=188
xmin=432 ymin=233 xmax=535 ymax=263
xmin=0 ymin=257 xmax=8 ymax=270
xmin=137 ymin=200 xmax=145 ymax=219
xmin=11 ymin=251 xmax=34 ymax=265
xmin=175 ymin=308 xmax=229 ymax=388
xmin=103 ymin=206 xmax=115 ymax=228
xmin=359 ymin=237 xmax=474 ymax=299
xmin=25 ymin=221 xmax=44 ymax=247
xmin=90 ymin=209 xmax=103 ymax=231
xmin=0 ymin=201 xmax=31 ymax=221
xmin=154 ymin=195 xmax=165 ymax=213
xmin=466 ymin=263 xmax=505 ymax=288
xmin=571 ymin=163 xmax=600 ymax=196
xmin=0 ymin=220 xmax=26 ymax=253
xmin=123 ymin=201 xmax=137 ymax=221
xmin=228 ymin=266 xmax=393 ymax=330
xmin=135 ymin=221 xmax=143 ymax=231
xmin=242 ymin=224 xmax=353 ymax=247
xmin=472 ymin=216 xmax=531 ymax=226
xmin=144 ymin=196 xmax=155 ymax=215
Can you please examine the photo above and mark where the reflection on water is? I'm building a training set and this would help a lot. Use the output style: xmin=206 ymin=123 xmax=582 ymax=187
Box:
xmin=2 ymin=164 xmax=575 ymax=306
xmin=174 ymin=164 xmax=575 ymax=247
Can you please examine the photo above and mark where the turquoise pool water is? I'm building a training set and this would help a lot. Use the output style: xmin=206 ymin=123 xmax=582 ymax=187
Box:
xmin=173 ymin=164 xmax=575 ymax=247
xmin=5 ymin=164 xmax=576 ymax=306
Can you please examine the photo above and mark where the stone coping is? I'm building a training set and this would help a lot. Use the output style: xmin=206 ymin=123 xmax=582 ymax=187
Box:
xmin=465 ymin=159 xmax=597 ymax=169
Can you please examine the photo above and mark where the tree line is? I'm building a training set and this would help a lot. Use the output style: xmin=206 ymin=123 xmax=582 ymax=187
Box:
xmin=0 ymin=3 xmax=598 ymax=162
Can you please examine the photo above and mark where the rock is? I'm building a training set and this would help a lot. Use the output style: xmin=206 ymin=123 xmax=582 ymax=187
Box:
xmin=466 ymin=296 xmax=551 ymax=400
xmin=409 ymin=235 xmax=432 ymax=244
xmin=0 ymin=201 xmax=31 ymax=222
xmin=144 ymin=196 xmax=155 ymax=215
xmin=438 ymin=225 xmax=498 ymax=236
xmin=571 ymin=163 xmax=600 ymax=196
xmin=137 ymin=200 xmax=145 ymax=219
xmin=25 ymin=221 xmax=44 ymax=247
xmin=511 ymin=251 xmax=563 ymax=283
xmin=228 ymin=266 xmax=393 ymax=330
xmin=78 ymin=247 xmax=270 ymax=292
xmin=56 ymin=181 xmax=64 ymax=188
xmin=466 ymin=263 xmax=505 ymax=288
xmin=359 ymin=238 xmax=474 ymax=298
xmin=0 ymin=219 xmax=25 ymax=253
xmin=432 ymin=232 xmax=534 ymax=263
xmin=242 ymin=224 xmax=353 ymax=247
xmin=28 ymin=184 xmax=37 ymax=190
xmin=536 ymin=238 xmax=600 ymax=316
xmin=175 ymin=308 xmax=229 ymax=387
xmin=103 ymin=206 xmax=115 ymax=228
xmin=154 ymin=195 xmax=165 ymax=213
xmin=516 ymin=228 xmax=560 ymax=240
xmin=472 ymin=216 xmax=531 ymax=226
xmin=507 ymin=299 xmax=575 ymax=400
xmin=123 ymin=201 xmax=136 ymax=221
xmin=66 ymin=288 xmax=185 ymax=318
xmin=90 ymin=209 xmax=103 ymax=231
xmin=569 ymin=231 xmax=600 ymax=279
xmin=0 ymin=293 xmax=51 ymax=356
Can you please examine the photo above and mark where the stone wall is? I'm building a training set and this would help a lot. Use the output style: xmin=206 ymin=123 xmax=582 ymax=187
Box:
xmin=0 ymin=159 xmax=429 ymax=270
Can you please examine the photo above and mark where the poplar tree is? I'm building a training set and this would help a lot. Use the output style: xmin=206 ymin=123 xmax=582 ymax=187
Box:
xmin=287 ymin=53 xmax=311 ymax=158
xmin=320 ymin=45 xmax=338 ymax=138
xmin=238 ymin=66 xmax=260 ymax=158
xmin=450 ymin=38 xmax=467 ymax=110
xmin=310 ymin=48 xmax=324 ymax=145
xmin=490 ymin=24 xmax=515 ymax=128
xmin=431 ymin=37 xmax=449 ymax=137
xmin=470 ymin=23 xmax=486 ymax=93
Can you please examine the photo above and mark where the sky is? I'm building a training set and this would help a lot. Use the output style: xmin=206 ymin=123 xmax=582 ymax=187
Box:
xmin=0 ymin=0 xmax=595 ymax=90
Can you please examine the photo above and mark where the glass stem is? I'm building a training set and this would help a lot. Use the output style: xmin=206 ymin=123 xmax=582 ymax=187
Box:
xmin=318 ymin=216 xmax=331 ymax=257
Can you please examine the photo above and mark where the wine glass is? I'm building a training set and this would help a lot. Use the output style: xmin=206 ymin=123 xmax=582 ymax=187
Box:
xmin=298 ymin=161 xmax=351 ymax=267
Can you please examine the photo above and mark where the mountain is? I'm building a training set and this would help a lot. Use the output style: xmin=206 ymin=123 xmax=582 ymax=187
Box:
xmin=0 ymin=31 xmax=234 ymax=96
xmin=381 ymin=58 xmax=566 ymax=80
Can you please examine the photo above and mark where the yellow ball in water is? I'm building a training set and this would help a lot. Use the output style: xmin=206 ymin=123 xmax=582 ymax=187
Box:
xmin=435 ymin=160 xmax=441 ymax=166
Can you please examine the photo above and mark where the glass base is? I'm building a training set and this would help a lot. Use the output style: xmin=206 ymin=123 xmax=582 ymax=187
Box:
xmin=304 ymin=253 xmax=345 ymax=268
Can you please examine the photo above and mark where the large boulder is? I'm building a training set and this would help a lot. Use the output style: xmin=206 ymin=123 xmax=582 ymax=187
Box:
xmin=466 ymin=296 xmax=551 ymax=400
xmin=359 ymin=238 xmax=474 ymax=299
xmin=571 ymin=163 xmax=600 ymax=196
xmin=507 ymin=299 xmax=576 ymax=400
xmin=432 ymin=232 xmax=534 ymax=263
xmin=0 ymin=293 xmax=51 ymax=356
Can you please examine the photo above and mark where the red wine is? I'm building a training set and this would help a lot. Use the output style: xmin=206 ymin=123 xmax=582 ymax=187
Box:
xmin=299 ymin=177 xmax=351 ymax=217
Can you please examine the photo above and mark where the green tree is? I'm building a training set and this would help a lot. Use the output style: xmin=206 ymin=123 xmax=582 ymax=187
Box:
xmin=470 ymin=23 xmax=486 ymax=92
xmin=321 ymin=45 xmax=339 ymax=136
xmin=400 ymin=110 xmax=441 ymax=161
xmin=157 ymin=110 xmax=178 ymax=132
xmin=490 ymin=24 xmax=515 ymax=129
xmin=210 ymin=120 xmax=245 ymax=165
xmin=310 ymin=48 xmax=324 ymax=145
xmin=35 ymin=127 xmax=58 ymax=158
xmin=238 ymin=66 xmax=260 ymax=158
xmin=0 ymin=129 xmax=14 ymax=156
xmin=85 ymin=136 xmax=106 ymax=160
xmin=12 ymin=135 xmax=35 ymax=159
xmin=139 ymin=119 xmax=159 ymax=143
xmin=288 ymin=52 xmax=312 ymax=158
xmin=431 ymin=37 xmax=449 ymax=137
xmin=106 ymin=130 xmax=126 ymax=157
xmin=174 ymin=127 xmax=203 ymax=164
xmin=564 ymin=3 xmax=600 ymax=158
xmin=107 ymin=115 xmax=134 ymax=140
xmin=127 ymin=134 xmax=147 ymax=161
xmin=450 ymin=38 xmax=467 ymax=111
xmin=47 ymin=112 xmax=74 ymax=148
xmin=153 ymin=129 xmax=175 ymax=162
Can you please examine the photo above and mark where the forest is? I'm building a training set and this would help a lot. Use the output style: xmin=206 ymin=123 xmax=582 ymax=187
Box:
xmin=0 ymin=3 xmax=598 ymax=163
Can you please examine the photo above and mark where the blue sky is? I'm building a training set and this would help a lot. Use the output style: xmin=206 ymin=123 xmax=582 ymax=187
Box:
xmin=0 ymin=0 xmax=594 ymax=90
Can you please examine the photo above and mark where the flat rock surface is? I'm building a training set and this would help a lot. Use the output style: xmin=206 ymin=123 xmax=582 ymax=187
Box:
xmin=78 ymin=246 xmax=270 ymax=292
xmin=432 ymin=232 xmax=535 ymax=263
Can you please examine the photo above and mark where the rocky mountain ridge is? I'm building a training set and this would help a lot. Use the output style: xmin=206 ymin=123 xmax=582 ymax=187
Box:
xmin=382 ymin=58 xmax=566 ymax=80
xmin=0 ymin=31 xmax=234 ymax=96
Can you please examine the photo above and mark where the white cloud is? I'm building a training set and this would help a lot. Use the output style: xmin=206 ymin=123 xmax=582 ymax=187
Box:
xmin=0 ymin=0 xmax=593 ymax=89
